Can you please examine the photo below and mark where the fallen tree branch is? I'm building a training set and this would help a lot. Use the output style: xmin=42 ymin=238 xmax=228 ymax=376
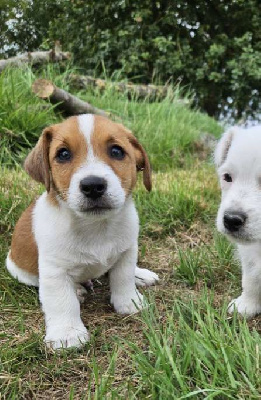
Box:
xmin=0 ymin=44 xmax=71 ymax=73
xmin=32 ymin=79 xmax=109 ymax=117
xmin=69 ymin=74 xmax=175 ymax=101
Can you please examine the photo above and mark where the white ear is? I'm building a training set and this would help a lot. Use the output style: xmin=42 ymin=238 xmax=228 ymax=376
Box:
xmin=214 ymin=127 xmax=237 ymax=168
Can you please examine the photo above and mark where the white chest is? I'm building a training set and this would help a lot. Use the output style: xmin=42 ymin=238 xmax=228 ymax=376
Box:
xmin=33 ymin=194 xmax=139 ymax=281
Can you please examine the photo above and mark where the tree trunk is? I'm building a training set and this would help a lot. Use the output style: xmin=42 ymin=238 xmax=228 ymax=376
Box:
xmin=32 ymin=79 xmax=109 ymax=118
xmin=0 ymin=47 xmax=71 ymax=73
xmin=69 ymin=74 xmax=172 ymax=101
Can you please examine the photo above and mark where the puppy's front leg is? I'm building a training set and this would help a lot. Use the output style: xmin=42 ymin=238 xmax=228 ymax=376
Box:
xmin=39 ymin=262 xmax=89 ymax=349
xmin=228 ymin=253 xmax=261 ymax=318
xmin=110 ymin=245 xmax=144 ymax=314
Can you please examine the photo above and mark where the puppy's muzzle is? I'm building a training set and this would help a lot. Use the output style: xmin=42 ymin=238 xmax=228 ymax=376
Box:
xmin=80 ymin=176 xmax=107 ymax=200
xmin=223 ymin=211 xmax=247 ymax=232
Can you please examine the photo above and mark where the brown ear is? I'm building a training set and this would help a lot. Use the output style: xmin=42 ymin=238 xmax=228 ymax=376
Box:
xmin=128 ymin=133 xmax=152 ymax=192
xmin=24 ymin=128 xmax=52 ymax=191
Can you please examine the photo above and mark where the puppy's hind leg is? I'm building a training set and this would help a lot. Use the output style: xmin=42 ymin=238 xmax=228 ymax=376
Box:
xmin=75 ymin=283 xmax=88 ymax=304
xmin=6 ymin=252 xmax=39 ymax=287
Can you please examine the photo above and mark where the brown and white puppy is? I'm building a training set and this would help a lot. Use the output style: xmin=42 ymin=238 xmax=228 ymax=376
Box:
xmin=6 ymin=114 xmax=159 ymax=349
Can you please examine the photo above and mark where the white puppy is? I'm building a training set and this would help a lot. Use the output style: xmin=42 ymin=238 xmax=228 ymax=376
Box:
xmin=215 ymin=125 xmax=261 ymax=318
xmin=6 ymin=114 xmax=159 ymax=349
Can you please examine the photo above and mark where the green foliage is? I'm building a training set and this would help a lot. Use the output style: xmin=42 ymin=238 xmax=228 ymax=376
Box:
xmin=1 ymin=0 xmax=261 ymax=119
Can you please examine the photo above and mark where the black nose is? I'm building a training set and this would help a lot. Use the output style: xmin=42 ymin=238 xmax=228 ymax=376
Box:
xmin=223 ymin=211 xmax=247 ymax=232
xmin=80 ymin=176 xmax=107 ymax=199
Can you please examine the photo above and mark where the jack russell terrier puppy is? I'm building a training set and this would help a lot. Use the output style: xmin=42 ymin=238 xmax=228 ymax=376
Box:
xmin=6 ymin=114 xmax=159 ymax=349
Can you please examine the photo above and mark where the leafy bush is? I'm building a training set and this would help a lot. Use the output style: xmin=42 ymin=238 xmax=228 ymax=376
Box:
xmin=1 ymin=0 xmax=261 ymax=119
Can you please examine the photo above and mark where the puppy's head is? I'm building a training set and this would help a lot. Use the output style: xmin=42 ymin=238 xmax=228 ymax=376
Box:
xmin=215 ymin=125 xmax=261 ymax=243
xmin=24 ymin=114 xmax=151 ymax=217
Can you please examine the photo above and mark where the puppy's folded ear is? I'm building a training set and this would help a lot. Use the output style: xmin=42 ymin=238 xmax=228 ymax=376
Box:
xmin=24 ymin=128 xmax=53 ymax=191
xmin=128 ymin=133 xmax=152 ymax=192
xmin=214 ymin=128 xmax=236 ymax=168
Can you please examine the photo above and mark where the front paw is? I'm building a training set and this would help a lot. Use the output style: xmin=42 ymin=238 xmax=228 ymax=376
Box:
xmin=45 ymin=324 xmax=89 ymax=350
xmin=228 ymin=295 xmax=261 ymax=318
xmin=135 ymin=267 xmax=159 ymax=287
xmin=111 ymin=291 xmax=144 ymax=314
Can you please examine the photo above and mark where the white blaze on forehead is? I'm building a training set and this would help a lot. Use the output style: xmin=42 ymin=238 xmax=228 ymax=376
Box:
xmin=67 ymin=114 xmax=126 ymax=213
xmin=77 ymin=114 xmax=95 ymax=158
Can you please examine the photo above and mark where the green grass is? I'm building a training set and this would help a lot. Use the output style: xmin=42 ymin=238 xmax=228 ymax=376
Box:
xmin=125 ymin=293 xmax=261 ymax=399
xmin=0 ymin=66 xmax=222 ymax=169
xmin=0 ymin=68 xmax=60 ymax=165
xmin=135 ymin=166 xmax=219 ymax=237
xmin=1 ymin=65 xmax=260 ymax=399
xmin=78 ymin=82 xmax=222 ymax=171
xmin=175 ymin=234 xmax=237 ymax=287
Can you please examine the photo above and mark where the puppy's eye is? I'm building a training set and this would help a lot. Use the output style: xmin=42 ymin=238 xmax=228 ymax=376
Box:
xmin=56 ymin=148 xmax=72 ymax=162
xmin=223 ymin=173 xmax=232 ymax=182
xmin=109 ymin=145 xmax=125 ymax=160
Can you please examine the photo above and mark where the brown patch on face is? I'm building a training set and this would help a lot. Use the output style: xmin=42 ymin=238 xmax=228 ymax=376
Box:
xmin=92 ymin=116 xmax=152 ymax=194
xmin=10 ymin=202 xmax=39 ymax=276
xmin=47 ymin=117 xmax=88 ymax=202
xmin=24 ymin=117 xmax=88 ymax=204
